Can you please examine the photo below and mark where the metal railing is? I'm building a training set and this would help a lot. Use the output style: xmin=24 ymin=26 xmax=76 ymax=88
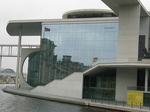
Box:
xmin=127 ymin=86 xmax=150 ymax=92
xmin=127 ymin=86 xmax=145 ymax=91
xmin=89 ymin=98 xmax=150 ymax=111
xmin=0 ymin=45 xmax=40 ymax=57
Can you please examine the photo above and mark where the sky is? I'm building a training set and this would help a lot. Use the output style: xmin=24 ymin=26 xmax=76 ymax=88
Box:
xmin=0 ymin=0 xmax=150 ymax=72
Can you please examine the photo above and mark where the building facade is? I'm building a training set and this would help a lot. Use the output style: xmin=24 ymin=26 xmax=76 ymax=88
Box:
xmin=6 ymin=0 xmax=150 ymax=106
xmin=26 ymin=15 xmax=119 ymax=87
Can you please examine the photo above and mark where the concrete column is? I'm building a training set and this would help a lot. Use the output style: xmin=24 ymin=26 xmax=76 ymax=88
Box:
xmin=117 ymin=5 xmax=141 ymax=62
xmin=16 ymin=27 xmax=22 ymax=88
xmin=0 ymin=56 xmax=2 ymax=69
xmin=145 ymin=69 xmax=149 ymax=92
xmin=0 ymin=46 xmax=2 ymax=69
xmin=116 ymin=68 xmax=137 ymax=101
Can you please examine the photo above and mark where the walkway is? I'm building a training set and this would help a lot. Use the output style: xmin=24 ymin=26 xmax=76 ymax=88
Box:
xmin=2 ymin=86 xmax=150 ymax=112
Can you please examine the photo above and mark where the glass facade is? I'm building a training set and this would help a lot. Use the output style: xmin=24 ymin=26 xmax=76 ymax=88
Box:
xmin=27 ymin=52 xmax=40 ymax=87
xmin=26 ymin=21 xmax=118 ymax=87
xmin=38 ymin=22 xmax=118 ymax=85
xmin=83 ymin=69 xmax=116 ymax=100
xmin=67 ymin=13 xmax=116 ymax=19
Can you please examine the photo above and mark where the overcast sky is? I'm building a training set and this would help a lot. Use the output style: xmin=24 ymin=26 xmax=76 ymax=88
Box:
xmin=0 ymin=0 xmax=150 ymax=71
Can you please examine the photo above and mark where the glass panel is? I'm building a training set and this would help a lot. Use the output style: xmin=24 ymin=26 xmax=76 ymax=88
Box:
xmin=39 ymin=22 xmax=118 ymax=85
xmin=27 ymin=52 xmax=40 ymax=87
xmin=83 ymin=69 xmax=116 ymax=100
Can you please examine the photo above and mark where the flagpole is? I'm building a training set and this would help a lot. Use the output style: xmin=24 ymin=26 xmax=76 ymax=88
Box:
xmin=43 ymin=27 xmax=50 ymax=38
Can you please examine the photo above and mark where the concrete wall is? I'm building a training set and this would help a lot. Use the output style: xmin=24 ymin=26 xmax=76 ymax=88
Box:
xmin=31 ymin=72 xmax=83 ymax=99
xmin=19 ymin=48 xmax=39 ymax=88
xmin=115 ymin=68 xmax=137 ymax=101
xmin=117 ymin=5 xmax=141 ymax=62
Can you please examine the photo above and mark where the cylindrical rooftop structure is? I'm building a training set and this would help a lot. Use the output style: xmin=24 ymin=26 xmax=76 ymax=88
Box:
xmin=62 ymin=9 xmax=116 ymax=19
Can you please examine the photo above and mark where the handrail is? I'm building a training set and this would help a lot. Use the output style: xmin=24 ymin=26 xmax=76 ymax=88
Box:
xmin=127 ymin=86 xmax=146 ymax=91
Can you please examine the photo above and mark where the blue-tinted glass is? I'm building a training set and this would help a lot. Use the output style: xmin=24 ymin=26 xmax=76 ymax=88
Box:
xmin=39 ymin=22 xmax=118 ymax=84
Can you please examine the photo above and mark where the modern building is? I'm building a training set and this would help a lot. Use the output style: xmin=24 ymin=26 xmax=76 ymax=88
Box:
xmin=0 ymin=68 xmax=15 ymax=83
xmin=5 ymin=0 xmax=150 ymax=106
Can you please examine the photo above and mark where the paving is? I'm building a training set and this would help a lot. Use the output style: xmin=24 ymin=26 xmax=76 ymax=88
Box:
xmin=2 ymin=86 xmax=149 ymax=112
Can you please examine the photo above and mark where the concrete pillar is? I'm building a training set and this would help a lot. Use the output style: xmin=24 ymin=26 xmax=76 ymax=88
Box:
xmin=116 ymin=68 xmax=137 ymax=101
xmin=117 ymin=5 xmax=141 ymax=62
xmin=16 ymin=27 xmax=22 ymax=88
xmin=0 ymin=56 xmax=2 ymax=69
xmin=145 ymin=69 xmax=149 ymax=92
xmin=0 ymin=46 xmax=2 ymax=69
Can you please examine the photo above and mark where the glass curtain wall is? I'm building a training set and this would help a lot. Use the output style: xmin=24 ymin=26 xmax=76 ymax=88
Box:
xmin=83 ymin=69 xmax=116 ymax=100
xmin=27 ymin=52 xmax=40 ymax=87
xmin=39 ymin=22 xmax=118 ymax=85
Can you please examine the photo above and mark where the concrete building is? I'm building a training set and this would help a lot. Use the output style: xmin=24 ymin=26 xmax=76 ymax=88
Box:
xmin=5 ymin=0 xmax=150 ymax=106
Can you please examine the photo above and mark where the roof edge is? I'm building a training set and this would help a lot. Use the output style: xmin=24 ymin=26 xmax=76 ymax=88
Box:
xmin=101 ymin=0 xmax=150 ymax=17
xmin=62 ymin=9 xmax=116 ymax=19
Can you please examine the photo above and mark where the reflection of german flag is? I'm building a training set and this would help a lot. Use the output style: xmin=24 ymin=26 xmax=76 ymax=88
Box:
xmin=93 ymin=57 xmax=98 ymax=62
xmin=44 ymin=27 xmax=50 ymax=31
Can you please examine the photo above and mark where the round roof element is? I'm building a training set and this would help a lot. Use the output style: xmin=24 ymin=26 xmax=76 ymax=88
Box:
xmin=62 ymin=9 xmax=116 ymax=19
xmin=0 ymin=68 xmax=15 ymax=73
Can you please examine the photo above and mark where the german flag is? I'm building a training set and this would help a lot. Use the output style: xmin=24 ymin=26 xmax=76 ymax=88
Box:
xmin=93 ymin=57 xmax=98 ymax=62
xmin=44 ymin=27 xmax=50 ymax=32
